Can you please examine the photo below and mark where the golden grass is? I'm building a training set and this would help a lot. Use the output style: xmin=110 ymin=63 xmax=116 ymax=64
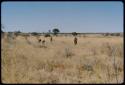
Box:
xmin=1 ymin=35 xmax=124 ymax=84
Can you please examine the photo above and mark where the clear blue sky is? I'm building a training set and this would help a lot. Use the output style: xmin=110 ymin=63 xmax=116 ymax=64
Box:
xmin=1 ymin=1 xmax=123 ymax=33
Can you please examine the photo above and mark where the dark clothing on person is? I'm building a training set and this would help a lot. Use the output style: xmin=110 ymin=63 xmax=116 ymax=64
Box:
xmin=74 ymin=37 xmax=77 ymax=45
xmin=50 ymin=37 xmax=53 ymax=42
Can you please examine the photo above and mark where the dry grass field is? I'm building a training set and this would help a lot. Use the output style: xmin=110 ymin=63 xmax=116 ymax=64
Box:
xmin=1 ymin=33 xmax=124 ymax=84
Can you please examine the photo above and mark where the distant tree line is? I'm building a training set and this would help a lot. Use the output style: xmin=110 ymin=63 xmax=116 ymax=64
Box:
xmin=104 ymin=33 xmax=121 ymax=36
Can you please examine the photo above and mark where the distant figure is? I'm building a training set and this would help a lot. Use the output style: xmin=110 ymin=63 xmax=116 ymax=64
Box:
xmin=42 ymin=40 xmax=46 ymax=47
xmin=50 ymin=36 xmax=53 ymax=42
xmin=38 ymin=39 xmax=41 ymax=43
xmin=74 ymin=37 xmax=78 ymax=45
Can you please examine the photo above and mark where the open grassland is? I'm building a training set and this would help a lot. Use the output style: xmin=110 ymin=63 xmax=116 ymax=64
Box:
xmin=1 ymin=34 xmax=124 ymax=84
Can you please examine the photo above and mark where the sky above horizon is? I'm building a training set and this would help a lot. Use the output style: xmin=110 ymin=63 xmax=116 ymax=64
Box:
xmin=1 ymin=1 xmax=123 ymax=33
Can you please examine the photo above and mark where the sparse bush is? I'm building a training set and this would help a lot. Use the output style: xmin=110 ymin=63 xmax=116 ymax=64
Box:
xmin=115 ymin=33 xmax=120 ymax=36
xmin=14 ymin=31 xmax=21 ymax=37
xmin=104 ymin=33 xmax=110 ymax=36
xmin=72 ymin=32 xmax=77 ymax=36
xmin=44 ymin=34 xmax=51 ymax=37
xmin=110 ymin=33 xmax=120 ymax=36
xmin=110 ymin=33 xmax=115 ymax=36
xmin=64 ymin=48 xmax=74 ymax=58
xmin=31 ymin=32 xmax=39 ymax=36
xmin=103 ymin=43 xmax=121 ymax=83
xmin=102 ymin=42 xmax=123 ymax=58
xmin=82 ymin=64 xmax=94 ymax=71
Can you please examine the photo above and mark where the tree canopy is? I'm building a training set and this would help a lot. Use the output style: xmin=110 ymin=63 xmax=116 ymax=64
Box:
xmin=52 ymin=28 xmax=60 ymax=36
xmin=72 ymin=32 xmax=78 ymax=36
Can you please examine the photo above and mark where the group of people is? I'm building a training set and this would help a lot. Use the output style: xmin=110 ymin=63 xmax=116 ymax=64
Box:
xmin=38 ymin=36 xmax=53 ymax=48
xmin=38 ymin=36 xmax=78 ymax=48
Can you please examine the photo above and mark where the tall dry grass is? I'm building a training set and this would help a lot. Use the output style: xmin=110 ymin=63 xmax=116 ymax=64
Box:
xmin=1 ymin=34 xmax=123 ymax=84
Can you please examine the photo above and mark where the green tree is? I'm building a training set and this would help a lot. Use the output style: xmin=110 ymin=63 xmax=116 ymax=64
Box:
xmin=52 ymin=28 xmax=60 ymax=36
xmin=31 ymin=32 xmax=38 ymax=36
xmin=72 ymin=32 xmax=77 ymax=36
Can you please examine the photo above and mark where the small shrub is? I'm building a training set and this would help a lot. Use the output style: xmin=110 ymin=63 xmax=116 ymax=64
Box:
xmin=64 ymin=48 xmax=74 ymax=58
xmin=82 ymin=64 xmax=94 ymax=71
xmin=31 ymin=32 xmax=39 ymax=36
xmin=114 ymin=33 xmax=120 ymax=36
xmin=104 ymin=33 xmax=109 ymax=36
xmin=72 ymin=32 xmax=77 ymax=36
xmin=44 ymin=34 xmax=51 ymax=37
xmin=77 ymin=63 xmax=94 ymax=77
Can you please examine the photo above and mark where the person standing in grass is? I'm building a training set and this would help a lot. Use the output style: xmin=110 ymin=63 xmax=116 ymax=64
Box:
xmin=50 ymin=36 xmax=53 ymax=42
xmin=74 ymin=37 xmax=78 ymax=45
